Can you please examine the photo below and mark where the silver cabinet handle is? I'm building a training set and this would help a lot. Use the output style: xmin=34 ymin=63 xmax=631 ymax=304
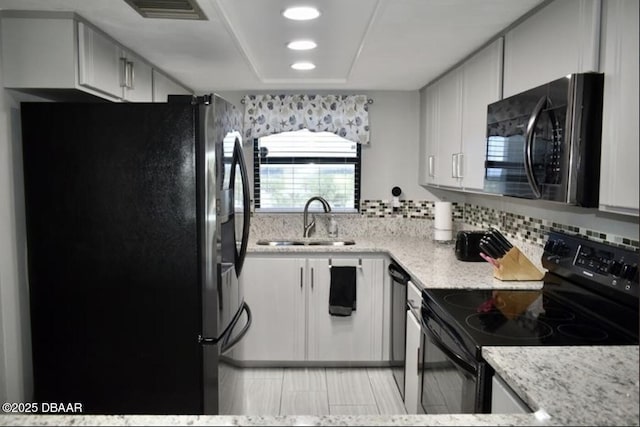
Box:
xmin=457 ymin=153 xmax=464 ymax=178
xmin=300 ymin=267 xmax=303 ymax=289
xmin=127 ymin=61 xmax=135 ymax=89
xmin=451 ymin=153 xmax=457 ymax=178
xmin=119 ymin=57 xmax=128 ymax=88
xmin=311 ymin=267 xmax=314 ymax=290
xmin=428 ymin=155 xmax=435 ymax=178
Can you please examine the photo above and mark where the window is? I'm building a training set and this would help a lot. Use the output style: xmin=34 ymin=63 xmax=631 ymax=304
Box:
xmin=253 ymin=129 xmax=361 ymax=212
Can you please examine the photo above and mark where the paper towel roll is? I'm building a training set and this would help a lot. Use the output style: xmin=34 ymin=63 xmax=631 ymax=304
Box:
xmin=434 ymin=201 xmax=453 ymax=241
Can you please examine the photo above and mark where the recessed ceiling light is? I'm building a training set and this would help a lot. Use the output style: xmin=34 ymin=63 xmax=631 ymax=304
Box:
xmin=287 ymin=40 xmax=317 ymax=50
xmin=291 ymin=62 xmax=316 ymax=71
xmin=282 ymin=6 xmax=320 ymax=21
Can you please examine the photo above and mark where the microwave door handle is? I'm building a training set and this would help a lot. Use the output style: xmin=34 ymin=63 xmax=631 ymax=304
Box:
xmin=524 ymin=96 xmax=549 ymax=199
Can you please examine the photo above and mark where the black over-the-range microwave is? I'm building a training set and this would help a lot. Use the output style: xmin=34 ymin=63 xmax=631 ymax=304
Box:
xmin=483 ymin=73 xmax=604 ymax=207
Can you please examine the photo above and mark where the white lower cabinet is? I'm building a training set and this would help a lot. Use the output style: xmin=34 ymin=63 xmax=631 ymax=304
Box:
xmin=233 ymin=257 xmax=306 ymax=361
xmin=307 ymin=257 xmax=385 ymax=361
xmin=404 ymin=308 xmax=422 ymax=414
xmin=235 ymin=254 xmax=386 ymax=363
xmin=491 ymin=375 xmax=531 ymax=414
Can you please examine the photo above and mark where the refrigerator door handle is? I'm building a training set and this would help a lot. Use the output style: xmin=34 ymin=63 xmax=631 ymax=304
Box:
xmin=199 ymin=300 xmax=252 ymax=349
xmin=221 ymin=301 xmax=252 ymax=354
xmin=232 ymin=138 xmax=251 ymax=276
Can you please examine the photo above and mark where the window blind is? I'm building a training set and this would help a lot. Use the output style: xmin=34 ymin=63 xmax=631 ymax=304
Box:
xmin=254 ymin=130 xmax=361 ymax=212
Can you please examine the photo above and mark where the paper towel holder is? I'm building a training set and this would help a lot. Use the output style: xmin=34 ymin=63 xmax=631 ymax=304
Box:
xmin=433 ymin=201 xmax=454 ymax=244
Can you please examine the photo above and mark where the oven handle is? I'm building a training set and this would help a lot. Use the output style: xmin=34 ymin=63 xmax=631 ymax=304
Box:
xmin=422 ymin=318 xmax=477 ymax=375
xmin=524 ymin=95 xmax=549 ymax=199
xmin=422 ymin=303 xmax=477 ymax=368
xmin=389 ymin=263 xmax=410 ymax=284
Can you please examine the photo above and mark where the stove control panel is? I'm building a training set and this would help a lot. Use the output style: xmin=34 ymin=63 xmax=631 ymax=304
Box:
xmin=543 ymin=231 xmax=639 ymax=299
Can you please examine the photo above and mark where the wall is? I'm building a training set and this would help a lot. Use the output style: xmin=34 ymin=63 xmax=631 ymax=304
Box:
xmin=216 ymin=90 xmax=431 ymax=202
xmin=435 ymin=188 xmax=639 ymax=248
xmin=218 ymin=88 xmax=638 ymax=247
xmin=0 ymin=16 xmax=34 ymax=403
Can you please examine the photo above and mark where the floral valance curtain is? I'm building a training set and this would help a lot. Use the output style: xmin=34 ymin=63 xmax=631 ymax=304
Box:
xmin=242 ymin=94 xmax=370 ymax=145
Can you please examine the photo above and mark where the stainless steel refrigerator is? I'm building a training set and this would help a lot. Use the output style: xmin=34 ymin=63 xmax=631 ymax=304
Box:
xmin=20 ymin=94 xmax=251 ymax=414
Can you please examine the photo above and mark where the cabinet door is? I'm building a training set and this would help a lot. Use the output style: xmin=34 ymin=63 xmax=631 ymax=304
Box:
xmin=503 ymin=0 xmax=601 ymax=97
xmin=307 ymin=258 xmax=384 ymax=361
xmin=404 ymin=310 xmax=422 ymax=414
xmin=460 ymin=38 xmax=503 ymax=191
xmin=1 ymin=17 xmax=77 ymax=89
xmin=491 ymin=375 xmax=530 ymax=414
xmin=77 ymin=22 xmax=123 ymax=99
xmin=234 ymin=257 xmax=306 ymax=361
xmin=122 ymin=51 xmax=153 ymax=102
xmin=421 ymin=84 xmax=440 ymax=186
xmin=435 ymin=68 xmax=463 ymax=188
xmin=418 ymin=88 xmax=430 ymax=186
xmin=152 ymin=69 xmax=192 ymax=102
xmin=598 ymin=0 xmax=639 ymax=216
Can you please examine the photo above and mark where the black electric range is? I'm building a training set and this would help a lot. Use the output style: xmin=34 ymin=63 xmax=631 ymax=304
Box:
xmin=419 ymin=230 xmax=639 ymax=414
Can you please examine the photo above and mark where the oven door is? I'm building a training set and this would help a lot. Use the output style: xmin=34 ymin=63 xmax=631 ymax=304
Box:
xmin=420 ymin=314 xmax=489 ymax=413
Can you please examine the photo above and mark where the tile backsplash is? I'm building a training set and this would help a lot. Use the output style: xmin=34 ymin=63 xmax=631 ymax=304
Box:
xmin=463 ymin=203 xmax=639 ymax=251
xmin=251 ymin=200 xmax=639 ymax=251
xmin=360 ymin=199 xmax=464 ymax=220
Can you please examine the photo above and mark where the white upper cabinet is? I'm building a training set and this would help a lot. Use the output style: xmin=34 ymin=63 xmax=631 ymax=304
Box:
xmin=435 ymin=68 xmax=463 ymax=189
xmin=1 ymin=13 xmax=186 ymax=103
xmin=418 ymin=88 xmax=430 ymax=185
xmin=152 ymin=69 xmax=192 ymax=102
xmin=76 ymin=22 xmax=154 ymax=102
xmin=1 ymin=16 xmax=78 ymax=90
xmin=598 ymin=0 xmax=639 ymax=216
xmin=419 ymin=84 xmax=439 ymax=186
xmin=419 ymin=38 xmax=503 ymax=191
xmin=77 ymin=21 xmax=125 ymax=100
xmin=120 ymin=50 xmax=153 ymax=102
xmin=460 ymin=38 xmax=503 ymax=191
xmin=503 ymin=0 xmax=601 ymax=97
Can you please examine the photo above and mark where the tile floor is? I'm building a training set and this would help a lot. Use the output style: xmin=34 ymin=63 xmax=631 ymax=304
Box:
xmin=219 ymin=366 xmax=407 ymax=416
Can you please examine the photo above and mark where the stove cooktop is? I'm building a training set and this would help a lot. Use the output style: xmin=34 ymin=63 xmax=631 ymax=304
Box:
xmin=421 ymin=231 xmax=639 ymax=361
xmin=423 ymin=280 xmax=637 ymax=349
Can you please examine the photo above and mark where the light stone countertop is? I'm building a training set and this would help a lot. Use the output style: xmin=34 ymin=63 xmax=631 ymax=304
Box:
xmin=4 ymin=237 xmax=637 ymax=426
xmin=482 ymin=345 xmax=640 ymax=426
xmin=248 ymin=235 xmax=545 ymax=290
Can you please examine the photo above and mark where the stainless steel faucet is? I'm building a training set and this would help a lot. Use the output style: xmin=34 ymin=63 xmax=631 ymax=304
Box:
xmin=303 ymin=196 xmax=332 ymax=238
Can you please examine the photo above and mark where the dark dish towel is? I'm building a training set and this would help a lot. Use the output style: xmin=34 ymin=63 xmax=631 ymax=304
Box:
xmin=329 ymin=266 xmax=357 ymax=316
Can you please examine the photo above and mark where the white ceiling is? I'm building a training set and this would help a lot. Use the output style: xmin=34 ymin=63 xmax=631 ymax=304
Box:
xmin=0 ymin=0 xmax=544 ymax=92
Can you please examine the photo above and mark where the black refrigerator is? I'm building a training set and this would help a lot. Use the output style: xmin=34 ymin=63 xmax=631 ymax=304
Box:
xmin=20 ymin=94 xmax=252 ymax=414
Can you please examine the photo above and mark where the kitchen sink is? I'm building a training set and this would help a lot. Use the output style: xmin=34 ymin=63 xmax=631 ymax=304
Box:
xmin=256 ymin=239 xmax=356 ymax=246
